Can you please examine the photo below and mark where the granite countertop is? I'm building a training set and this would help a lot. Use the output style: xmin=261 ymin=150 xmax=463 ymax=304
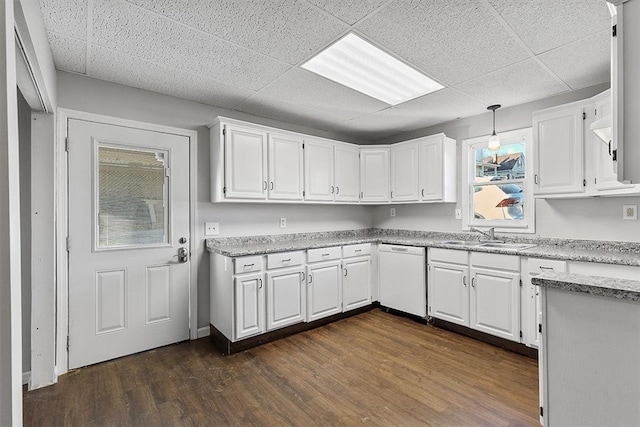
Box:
xmin=205 ymin=228 xmax=640 ymax=267
xmin=532 ymin=271 xmax=640 ymax=302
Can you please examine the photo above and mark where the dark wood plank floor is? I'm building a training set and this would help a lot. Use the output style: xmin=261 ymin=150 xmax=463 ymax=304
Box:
xmin=23 ymin=309 xmax=540 ymax=426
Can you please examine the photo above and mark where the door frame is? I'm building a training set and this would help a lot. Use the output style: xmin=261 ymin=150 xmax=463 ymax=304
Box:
xmin=55 ymin=108 xmax=198 ymax=377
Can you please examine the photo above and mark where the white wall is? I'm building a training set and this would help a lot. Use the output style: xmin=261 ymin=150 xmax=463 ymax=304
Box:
xmin=56 ymin=72 xmax=373 ymax=331
xmin=371 ymin=83 xmax=640 ymax=242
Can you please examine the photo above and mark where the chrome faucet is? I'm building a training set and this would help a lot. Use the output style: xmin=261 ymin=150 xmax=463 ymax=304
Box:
xmin=470 ymin=227 xmax=496 ymax=241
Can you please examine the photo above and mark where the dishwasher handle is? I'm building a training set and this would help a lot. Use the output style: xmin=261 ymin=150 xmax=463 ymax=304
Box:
xmin=391 ymin=247 xmax=409 ymax=252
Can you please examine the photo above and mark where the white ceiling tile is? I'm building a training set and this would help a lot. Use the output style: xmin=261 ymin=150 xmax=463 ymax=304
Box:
xmin=39 ymin=0 xmax=87 ymax=40
xmin=47 ymin=32 xmax=86 ymax=74
xmin=239 ymin=68 xmax=389 ymax=120
xmin=304 ymin=0 xmax=389 ymax=25
xmin=454 ymin=60 xmax=568 ymax=107
xmin=539 ymin=31 xmax=610 ymax=90
xmin=126 ymin=0 xmax=349 ymax=65
xmin=92 ymin=0 xmax=289 ymax=92
xmin=486 ymin=0 xmax=610 ymax=54
xmin=88 ymin=46 xmax=255 ymax=109
xmin=356 ymin=0 xmax=529 ymax=86
xmin=394 ymin=88 xmax=487 ymax=123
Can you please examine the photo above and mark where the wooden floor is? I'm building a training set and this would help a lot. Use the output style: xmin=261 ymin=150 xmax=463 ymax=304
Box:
xmin=23 ymin=309 xmax=540 ymax=426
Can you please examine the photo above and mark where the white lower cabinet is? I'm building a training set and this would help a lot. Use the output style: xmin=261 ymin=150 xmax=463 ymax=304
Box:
xmin=234 ymin=272 xmax=265 ymax=340
xmin=266 ymin=255 xmax=306 ymax=331
xmin=306 ymin=260 xmax=342 ymax=321
xmin=343 ymin=256 xmax=372 ymax=311
xmin=428 ymin=249 xmax=522 ymax=342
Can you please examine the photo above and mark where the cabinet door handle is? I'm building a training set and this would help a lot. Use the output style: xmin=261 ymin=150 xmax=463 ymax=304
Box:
xmin=471 ymin=277 xmax=475 ymax=288
xmin=263 ymin=181 xmax=267 ymax=190
xmin=309 ymin=274 xmax=313 ymax=283
xmin=336 ymin=186 xmax=340 ymax=194
xmin=344 ymin=268 xmax=348 ymax=277
xmin=463 ymin=276 xmax=467 ymax=286
xmin=258 ymin=278 xmax=263 ymax=289
xmin=300 ymin=272 xmax=305 ymax=282
xmin=534 ymin=174 xmax=539 ymax=185
xmin=270 ymin=181 xmax=274 ymax=190
xmin=331 ymin=186 xmax=335 ymax=194
xmin=391 ymin=191 xmax=394 ymax=198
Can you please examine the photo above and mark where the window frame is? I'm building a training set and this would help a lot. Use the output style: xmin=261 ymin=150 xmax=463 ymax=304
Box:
xmin=461 ymin=127 xmax=535 ymax=233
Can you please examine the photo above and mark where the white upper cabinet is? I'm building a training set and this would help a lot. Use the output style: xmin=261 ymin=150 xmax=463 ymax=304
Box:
xmin=533 ymin=102 xmax=585 ymax=195
xmin=304 ymin=138 xmax=334 ymax=201
xmin=223 ymin=124 xmax=268 ymax=200
xmin=268 ymin=133 xmax=304 ymax=200
xmin=390 ymin=142 xmax=419 ymax=202
xmin=334 ymin=144 xmax=360 ymax=202
xmin=360 ymin=148 xmax=389 ymax=203
xmin=418 ymin=134 xmax=457 ymax=202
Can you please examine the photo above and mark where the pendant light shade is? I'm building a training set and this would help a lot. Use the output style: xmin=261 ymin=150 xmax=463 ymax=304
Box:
xmin=487 ymin=104 xmax=501 ymax=151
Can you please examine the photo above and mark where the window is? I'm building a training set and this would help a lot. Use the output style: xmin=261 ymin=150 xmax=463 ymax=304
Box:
xmin=462 ymin=128 xmax=535 ymax=233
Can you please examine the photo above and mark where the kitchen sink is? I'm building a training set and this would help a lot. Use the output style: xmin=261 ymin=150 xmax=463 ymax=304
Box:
xmin=479 ymin=242 xmax=537 ymax=250
xmin=440 ymin=240 xmax=483 ymax=246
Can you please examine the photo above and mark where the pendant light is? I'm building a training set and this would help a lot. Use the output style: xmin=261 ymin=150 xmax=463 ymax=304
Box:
xmin=487 ymin=104 xmax=501 ymax=151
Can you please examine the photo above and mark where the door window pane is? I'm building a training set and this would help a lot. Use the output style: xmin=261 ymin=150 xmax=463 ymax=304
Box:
xmin=97 ymin=146 xmax=168 ymax=248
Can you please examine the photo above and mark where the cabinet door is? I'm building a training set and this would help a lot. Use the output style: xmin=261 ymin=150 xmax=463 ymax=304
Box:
xmin=334 ymin=144 xmax=360 ymax=202
xmin=526 ymin=259 xmax=566 ymax=348
xmin=307 ymin=261 xmax=342 ymax=321
xmin=343 ymin=257 xmax=371 ymax=311
xmin=533 ymin=105 xmax=584 ymax=195
xmin=234 ymin=272 xmax=265 ymax=340
xmin=470 ymin=267 xmax=520 ymax=341
xmin=304 ymin=139 xmax=334 ymax=201
xmin=419 ymin=136 xmax=444 ymax=201
xmin=224 ymin=124 xmax=268 ymax=199
xmin=266 ymin=268 xmax=305 ymax=331
xmin=268 ymin=133 xmax=304 ymax=200
xmin=593 ymin=93 xmax=630 ymax=191
xmin=428 ymin=261 xmax=469 ymax=326
xmin=390 ymin=142 xmax=419 ymax=202
xmin=360 ymin=149 xmax=390 ymax=202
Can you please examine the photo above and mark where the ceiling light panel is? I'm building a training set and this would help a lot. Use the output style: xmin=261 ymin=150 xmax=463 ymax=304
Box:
xmin=301 ymin=33 xmax=443 ymax=105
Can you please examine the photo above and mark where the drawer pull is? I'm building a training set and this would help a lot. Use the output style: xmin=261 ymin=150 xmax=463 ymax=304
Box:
xmin=539 ymin=266 xmax=555 ymax=271
xmin=281 ymin=258 xmax=291 ymax=263
xmin=243 ymin=263 xmax=255 ymax=268
xmin=321 ymin=253 xmax=330 ymax=257
xmin=355 ymin=249 xmax=362 ymax=252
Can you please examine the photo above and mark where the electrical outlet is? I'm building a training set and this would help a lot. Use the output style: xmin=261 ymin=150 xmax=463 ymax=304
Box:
xmin=623 ymin=205 xmax=637 ymax=220
xmin=390 ymin=208 xmax=396 ymax=217
xmin=205 ymin=222 xmax=219 ymax=236
xmin=280 ymin=217 xmax=287 ymax=228
xmin=455 ymin=209 xmax=462 ymax=220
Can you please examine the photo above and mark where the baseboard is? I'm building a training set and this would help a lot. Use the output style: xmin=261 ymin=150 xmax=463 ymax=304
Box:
xmin=22 ymin=371 xmax=31 ymax=386
xmin=197 ymin=326 xmax=210 ymax=339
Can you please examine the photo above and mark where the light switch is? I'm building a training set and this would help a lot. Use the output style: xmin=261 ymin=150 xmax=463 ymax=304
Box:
xmin=205 ymin=222 xmax=219 ymax=236
xmin=455 ymin=209 xmax=462 ymax=220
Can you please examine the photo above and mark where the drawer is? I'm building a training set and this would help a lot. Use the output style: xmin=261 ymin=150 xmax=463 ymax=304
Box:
xmin=470 ymin=251 xmax=519 ymax=271
xmin=234 ymin=255 xmax=263 ymax=274
xmin=308 ymin=246 xmax=341 ymax=263
xmin=267 ymin=251 xmax=304 ymax=269
xmin=429 ymin=248 xmax=468 ymax=265
xmin=342 ymin=243 xmax=372 ymax=258
xmin=528 ymin=258 xmax=566 ymax=276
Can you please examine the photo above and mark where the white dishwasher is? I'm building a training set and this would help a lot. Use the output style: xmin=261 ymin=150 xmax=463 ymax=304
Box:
xmin=378 ymin=244 xmax=426 ymax=317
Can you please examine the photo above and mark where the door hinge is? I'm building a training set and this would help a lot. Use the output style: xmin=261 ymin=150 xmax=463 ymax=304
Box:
xmin=223 ymin=186 xmax=226 ymax=194
xmin=583 ymin=112 xmax=586 ymax=120
xmin=303 ymin=190 xmax=305 ymax=197
xmin=66 ymin=236 xmax=70 ymax=252
xmin=222 ymin=127 xmax=226 ymax=136
xmin=538 ymin=323 xmax=542 ymax=334
xmin=519 ymin=279 xmax=523 ymax=287
xmin=65 ymin=137 xmax=69 ymax=152
xmin=519 ymin=330 xmax=523 ymax=339
xmin=583 ymin=179 xmax=587 ymax=187
xmin=612 ymin=149 xmax=618 ymax=161
xmin=302 ymin=143 xmax=305 ymax=149
xmin=613 ymin=24 xmax=617 ymax=37
xmin=66 ymin=336 xmax=70 ymax=352
xmin=540 ymin=406 xmax=544 ymax=417
xmin=595 ymin=178 xmax=597 ymax=184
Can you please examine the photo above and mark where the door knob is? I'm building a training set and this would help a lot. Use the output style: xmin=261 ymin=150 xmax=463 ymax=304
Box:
xmin=176 ymin=247 xmax=188 ymax=263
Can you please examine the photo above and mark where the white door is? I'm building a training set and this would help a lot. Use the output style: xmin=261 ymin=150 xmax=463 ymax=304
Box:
xmin=428 ymin=261 xmax=469 ymax=326
xmin=343 ymin=257 xmax=371 ymax=311
xmin=390 ymin=142 xmax=419 ymax=202
xmin=268 ymin=133 xmax=304 ymax=200
xmin=419 ymin=136 xmax=443 ymax=201
xmin=266 ymin=268 xmax=305 ymax=331
xmin=304 ymin=139 xmax=334 ymax=201
xmin=234 ymin=272 xmax=265 ymax=340
xmin=334 ymin=144 xmax=360 ymax=202
xmin=307 ymin=261 xmax=342 ymax=321
xmin=360 ymin=149 xmax=390 ymax=202
xmin=224 ymin=124 xmax=268 ymax=199
xmin=470 ymin=267 xmax=520 ymax=341
xmin=68 ymin=119 xmax=190 ymax=369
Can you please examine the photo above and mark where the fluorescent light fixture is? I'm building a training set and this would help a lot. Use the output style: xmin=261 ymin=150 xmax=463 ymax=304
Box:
xmin=301 ymin=33 xmax=443 ymax=105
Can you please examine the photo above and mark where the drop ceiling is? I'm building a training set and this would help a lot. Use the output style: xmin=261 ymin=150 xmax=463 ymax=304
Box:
xmin=39 ymin=0 xmax=612 ymax=141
